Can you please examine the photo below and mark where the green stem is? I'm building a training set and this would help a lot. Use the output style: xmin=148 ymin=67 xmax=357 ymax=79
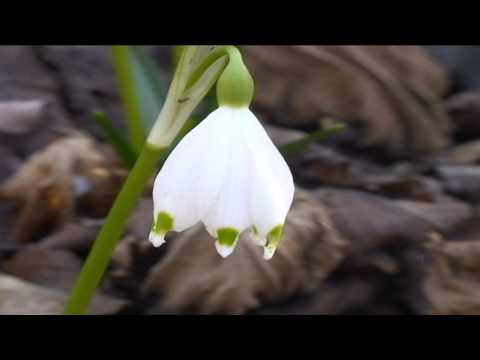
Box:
xmin=64 ymin=144 xmax=166 ymax=314
xmin=111 ymin=46 xmax=147 ymax=150
xmin=185 ymin=46 xmax=242 ymax=90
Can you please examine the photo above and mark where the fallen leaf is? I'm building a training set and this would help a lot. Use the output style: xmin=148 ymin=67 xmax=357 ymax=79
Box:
xmin=424 ymin=234 xmax=480 ymax=314
xmin=0 ymin=135 xmax=124 ymax=243
xmin=141 ymin=189 xmax=346 ymax=314
xmin=246 ymin=46 xmax=451 ymax=157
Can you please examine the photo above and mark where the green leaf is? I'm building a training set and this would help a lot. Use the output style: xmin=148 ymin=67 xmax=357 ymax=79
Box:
xmin=279 ymin=123 xmax=346 ymax=158
xmin=111 ymin=46 xmax=168 ymax=150
xmin=94 ymin=111 xmax=138 ymax=168
xmin=128 ymin=46 xmax=168 ymax=130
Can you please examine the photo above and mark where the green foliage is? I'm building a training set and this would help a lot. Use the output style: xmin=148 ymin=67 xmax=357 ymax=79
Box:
xmin=111 ymin=46 xmax=168 ymax=150
xmin=279 ymin=123 xmax=346 ymax=158
xmin=93 ymin=111 xmax=138 ymax=168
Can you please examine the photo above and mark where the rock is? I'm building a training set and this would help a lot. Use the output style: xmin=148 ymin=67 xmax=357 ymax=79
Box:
xmin=32 ymin=46 xmax=127 ymax=138
xmin=0 ymin=246 xmax=83 ymax=291
xmin=446 ymin=92 xmax=480 ymax=141
xmin=0 ymin=273 xmax=127 ymax=314
xmin=443 ymin=139 xmax=480 ymax=165
xmin=0 ymin=100 xmax=46 ymax=135
xmin=0 ymin=46 xmax=73 ymax=156
xmin=426 ymin=46 xmax=480 ymax=91
xmin=38 ymin=222 xmax=98 ymax=253
xmin=314 ymin=189 xmax=472 ymax=254
xmin=435 ymin=165 xmax=480 ymax=202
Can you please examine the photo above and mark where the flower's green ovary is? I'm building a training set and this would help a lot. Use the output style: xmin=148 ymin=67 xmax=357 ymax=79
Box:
xmin=153 ymin=211 xmax=175 ymax=233
xmin=217 ymin=227 xmax=240 ymax=246
xmin=186 ymin=46 xmax=254 ymax=107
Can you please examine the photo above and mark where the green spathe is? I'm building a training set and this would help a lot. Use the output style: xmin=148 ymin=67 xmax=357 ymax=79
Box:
xmin=153 ymin=211 xmax=175 ymax=234
xmin=217 ymin=227 xmax=240 ymax=247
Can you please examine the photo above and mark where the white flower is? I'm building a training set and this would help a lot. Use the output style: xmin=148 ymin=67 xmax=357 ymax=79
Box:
xmin=149 ymin=106 xmax=294 ymax=260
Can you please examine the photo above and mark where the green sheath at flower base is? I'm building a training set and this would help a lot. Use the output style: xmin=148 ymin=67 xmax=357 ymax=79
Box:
xmin=215 ymin=48 xmax=254 ymax=108
xmin=264 ymin=224 xmax=285 ymax=260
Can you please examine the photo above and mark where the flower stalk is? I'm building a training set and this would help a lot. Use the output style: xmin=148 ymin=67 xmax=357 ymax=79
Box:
xmin=64 ymin=46 xmax=227 ymax=314
xmin=64 ymin=45 xmax=284 ymax=314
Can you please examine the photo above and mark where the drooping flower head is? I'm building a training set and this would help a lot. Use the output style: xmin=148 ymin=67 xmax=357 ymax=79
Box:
xmin=149 ymin=47 xmax=294 ymax=259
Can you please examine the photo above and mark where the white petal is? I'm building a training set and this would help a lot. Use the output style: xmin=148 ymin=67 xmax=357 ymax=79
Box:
xmin=215 ymin=240 xmax=236 ymax=258
xmin=263 ymin=246 xmax=276 ymax=260
xmin=148 ymin=231 xmax=165 ymax=247
xmin=152 ymin=108 xmax=231 ymax=232
xmin=201 ymin=108 xmax=253 ymax=236
xmin=240 ymin=108 xmax=295 ymax=237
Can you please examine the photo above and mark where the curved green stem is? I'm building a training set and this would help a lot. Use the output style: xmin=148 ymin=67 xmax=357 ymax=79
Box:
xmin=64 ymin=144 xmax=166 ymax=314
xmin=185 ymin=46 xmax=243 ymax=90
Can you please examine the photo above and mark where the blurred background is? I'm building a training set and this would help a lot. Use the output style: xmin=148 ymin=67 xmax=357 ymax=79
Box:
xmin=1 ymin=45 xmax=480 ymax=314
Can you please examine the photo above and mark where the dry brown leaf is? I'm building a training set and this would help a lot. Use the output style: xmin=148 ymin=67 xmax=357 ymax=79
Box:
xmin=443 ymin=140 xmax=480 ymax=165
xmin=245 ymin=45 xmax=451 ymax=156
xmin=141 ymin=189 xmax=346 ymax=314
xmin=424 ymin=235 xmax=480 ymax=314
xmin=0 ymin=135 xmax=124 ymax=243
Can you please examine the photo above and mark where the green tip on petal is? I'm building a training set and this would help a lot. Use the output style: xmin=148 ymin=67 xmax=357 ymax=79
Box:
xmin=215 ymin=227 xmax=240 ymax=258
xmin=264 ymin=224 xmax=285 ymax=260
xmin=150 ymin=212 xmax=174 ymax=248
xmin=153 ymin=211 xmax=175 ymax=234
xmin=217 ymin=227 xmax=240 ymax=246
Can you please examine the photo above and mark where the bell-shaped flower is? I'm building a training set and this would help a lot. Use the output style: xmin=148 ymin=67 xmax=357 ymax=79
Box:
xmin=149 ymin=105 xmax=294 ymax=259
